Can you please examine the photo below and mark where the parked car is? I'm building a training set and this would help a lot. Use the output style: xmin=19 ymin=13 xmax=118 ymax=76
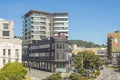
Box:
xmin=100 ymin=66 xmax=104 ymax=70
xmin=63 ymin=77 xmax=69 ymax=80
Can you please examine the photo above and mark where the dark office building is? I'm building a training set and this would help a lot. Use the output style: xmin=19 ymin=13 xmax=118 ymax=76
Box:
xmin=23 ymin=36 xmax=72 ymax=72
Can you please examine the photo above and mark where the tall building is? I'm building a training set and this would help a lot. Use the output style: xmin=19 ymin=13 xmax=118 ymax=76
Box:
xmin=22 ymin=10 xmax=69 ymax=46
xmin=22 ymin=10 xmax=69 ymax=63
xmin=53 ymin=13 xmax=68 ymax=37
xmin=22 ymin=10 xmax=52 ymax=45
xmin=0 ymin=18 xmax=22 ymax=68
xmin=107 ymin=31 xmax=120 ymax=65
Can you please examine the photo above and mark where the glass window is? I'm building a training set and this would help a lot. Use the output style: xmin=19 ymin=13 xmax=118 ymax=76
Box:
xmin=63 ymin=43 xmax=65 ymax=49
xmin=8 ymin=49 xmax=11 ymax=56
xmin=54 ymin=27 xmax=68 ymax=30
xmin=57 ymin=63 xmax=66 ymax=68
xmin=40 ymin=36 xmax=46 ymax=39
xmin=56 ymin=43 xmax=59 ymax=49
xmin=3 ymin=23 xmax=9 ymax=29
xmin=33 ymin=22 xmax=40 ymax=25
xmin=56 ymin=43 xmax=63 ymax=49
xmin=3 ymin=49 xmax=5 ymax=56
xmin=59 ymin=43 xmax=62 ymax=49
xmin=33 ymin=17 xmax=40 ymax=20
xmin=40 ymin=31 xmax=46 ymax=34
xmin=54 ymin=32 xmax=58 ymax=34
xmin=56 ymin=52 xmax=59 ymax=59
xmin=62 ymin=53 xmax=66 ymax=59
xmin=3 ymin=31 xmax=9 ymax=36
xmin=33 ymin=31 xmax=40 ymax=34
xmin=54 ymin=23 xmax=64 ymax=26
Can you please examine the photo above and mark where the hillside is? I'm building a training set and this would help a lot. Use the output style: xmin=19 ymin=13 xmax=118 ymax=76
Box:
xmin=69 ymin=40 xmax=105 ymax=48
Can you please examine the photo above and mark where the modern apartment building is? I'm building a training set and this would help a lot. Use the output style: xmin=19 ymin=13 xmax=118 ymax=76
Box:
xmin=22 ymin=10 xmax=69 ymax=46
xmin=107 ymin=31 xmax=120 ymax=65
xmin=0 ymin=18 xmax=22 ymax=68
xmin=53 ymin=13 xmax=68 ymax=37
xmin=22 ymin=10 xmax=52 ymax=45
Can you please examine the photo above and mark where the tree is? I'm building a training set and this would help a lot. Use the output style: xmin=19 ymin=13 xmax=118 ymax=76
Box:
xmin=69 ymin=73 xmax=88 ymax=80
xmin=0 ymin=62 xmax=27 ymax=80
xmin=0 ymin=75 xmax=5 ymax=80
xmin=117 ymin=54 xmax=120 ymax=65
xmin=74 ymin=51 xmax=101 ymax=76
xmin=46 ymin=72 xmax=63 ymax=80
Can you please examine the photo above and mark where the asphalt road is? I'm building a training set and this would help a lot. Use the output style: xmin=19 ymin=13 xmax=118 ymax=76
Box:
xmin=98 ymin=66 xmax=120 ymax=80
xmin=26 ymin=66 xmax=120 ymax=80
xmin=26 ymin=68 xmax=52 ymax=80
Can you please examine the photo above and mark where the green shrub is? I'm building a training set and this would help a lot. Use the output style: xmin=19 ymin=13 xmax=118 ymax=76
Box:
xmin=69 ymin=73 xmax=88 ymax=80
xmin=0 ymin=75 xmax=5 ymax=80
xmin=46 ymin=72 xmax=63 ymax=80
xmin=96 ymin=70 xmax=100 ymax=76
xmin=78 ymin=68 xmax=88 ymax=76
xmin=0 ymin=62 xmax=27 ymax=80
xmin=69 ymin=73 xmax=80 ymax=80
xmin=91 ymin=73 xmax=96 ymax=78
xmin=79 ymin=76 xmax=88 ymax=80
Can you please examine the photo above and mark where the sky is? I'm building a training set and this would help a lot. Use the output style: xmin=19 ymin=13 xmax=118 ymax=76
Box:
xmin=0 ymin=0 xmax=120 ymax=45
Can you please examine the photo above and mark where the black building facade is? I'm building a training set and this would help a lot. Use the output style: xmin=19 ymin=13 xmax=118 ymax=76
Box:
xmin=23 ymin=36 xmax=72 ymax=72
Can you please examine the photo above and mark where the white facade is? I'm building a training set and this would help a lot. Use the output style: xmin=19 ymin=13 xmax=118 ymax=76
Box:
xmin=0 ymin=42 xmax=22 ymax=68
xmin=0 ymin=19 xmax=22 ymax=69
xmin=53 ymin=13 xmax=69 ymax=37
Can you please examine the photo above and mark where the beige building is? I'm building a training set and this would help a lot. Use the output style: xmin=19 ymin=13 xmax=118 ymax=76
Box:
xmin=0 ymin=18 xmax=22 ymax=68
xmin=72 ymin=44 xmax=106 ymax=55
xmin=72 ymin=44 xmax=107 ymax=63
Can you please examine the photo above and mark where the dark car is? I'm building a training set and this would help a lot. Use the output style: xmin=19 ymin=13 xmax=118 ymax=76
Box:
xmin=100 ymin=66 xmax=104 ymax=70
xmin=63 ymin=77 xmax=69 ymax=80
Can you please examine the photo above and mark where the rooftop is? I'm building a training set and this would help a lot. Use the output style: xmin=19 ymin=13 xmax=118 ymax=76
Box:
xmin=23 ymin=10 xmax=52 ymax=18
xmin=0 ymin=18 xmax=5 ymax=20
xmin=23 ymin=10 xmax=68 ymax=18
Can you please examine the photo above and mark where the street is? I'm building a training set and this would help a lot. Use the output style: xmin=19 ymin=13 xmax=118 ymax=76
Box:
xmin=98 ymin=66 xmax=120 ymax=80
xmin=26 ymin=68 xmax=52 ymax=80
xmin=26 ymin=66 xmax=120 ymax=80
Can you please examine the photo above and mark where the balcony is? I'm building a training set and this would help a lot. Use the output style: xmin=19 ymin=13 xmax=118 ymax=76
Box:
xmin=40 ymin=22 xmax=46 ymax=26
xmin=54 ymin=16 xmax=68 ymax=18
xmin=40 ymin=31 xmax=46 ymax=35
xmin=40 ymin=20 xmax=46 ymax=22
xmin=40 ymin=27 xmax=46 ymax=31
xmin=40 ymin=29 xmax=46 ymax=31
xmin=54 ymin=21 xmax=68 ymax=23
xmin=54 ymin=30 xmax=68 ymax=32
xmin=54 ymin=25 xmax=68 ymax=27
